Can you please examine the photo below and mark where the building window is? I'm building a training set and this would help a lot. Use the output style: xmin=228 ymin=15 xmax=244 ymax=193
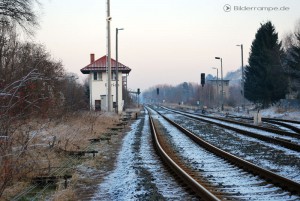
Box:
xmin=112 ymin=72 xmax=116 ymax=81
xmin=93 ymin=72 xmax=102 ymax=80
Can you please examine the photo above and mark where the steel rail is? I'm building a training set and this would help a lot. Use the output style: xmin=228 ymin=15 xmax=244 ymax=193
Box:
xmin=263 ymin=117 xmax=300 ymax=124
xmin=213 ymin=115 xmax=300 ymax=138
xmin=148 ymin=110 xmax=221 ymax=201
xmin=226 ymin=114 xmax=300 ymax=134
xmin=264 ymin=119 xmax=300 ymax=134
xmin=227 ymin=115 xmax=300 ymax=134
xmin=226 ymin=114 xmax=300 ymax=124
xmin=155 ymin=110 xmax=300 ymax=194
xmin=166 ymin=107 xmax=300 ymax=139
xmin=164 ymin=107 xmax=300 ymax=152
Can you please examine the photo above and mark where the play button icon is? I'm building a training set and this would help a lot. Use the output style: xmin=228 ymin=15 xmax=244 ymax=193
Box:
xmin=223 ymin=4 xmax=231 ymax=12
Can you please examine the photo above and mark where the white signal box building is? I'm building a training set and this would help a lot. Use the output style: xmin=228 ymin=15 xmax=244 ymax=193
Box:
xmin=81 ymin=54 xmax=131 ymax=113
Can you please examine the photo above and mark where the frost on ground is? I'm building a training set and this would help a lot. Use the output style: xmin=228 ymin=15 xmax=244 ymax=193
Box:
xmin=92 ymin=110 xmax=197 ymax=201
xmin=260 ymin=106 xmax=300 ymax=120
xmin=154 ymin=113 xmax=299 ymax=200
xmin=227 ymin=106 xmax=300 ymax=121
xmin=164 ymin=111 xmax=300 ymax=183
xmin=1 ymin=111 xmax=121 ymax=200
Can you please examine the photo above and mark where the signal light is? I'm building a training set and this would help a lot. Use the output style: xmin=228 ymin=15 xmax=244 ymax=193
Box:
xmin=201 ymin=73 xmax=205 ymax=87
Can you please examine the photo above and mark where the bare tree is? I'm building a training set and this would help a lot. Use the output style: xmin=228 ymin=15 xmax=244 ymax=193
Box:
xmin=0 ymin=28 xmax=86 ymax=197
xmin=0 ymin=1 xmax=92 ymax=198
xmin=0 ymin=69 xmax=46 ymax=197
xmin=0 ymin=0 xmax=40 ymax=35
xmin=60 ymin=73 xmax=89 ymax=112
xmin=283 ymin=19 xmax=300 ymax=99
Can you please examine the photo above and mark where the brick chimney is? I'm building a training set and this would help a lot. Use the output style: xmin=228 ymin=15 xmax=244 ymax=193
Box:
xmin=90 ymin=53 xmax=95 ymax=63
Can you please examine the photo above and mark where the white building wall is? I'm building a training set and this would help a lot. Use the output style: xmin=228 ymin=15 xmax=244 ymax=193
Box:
xmin=90 ymin=72 xmax=123 ymax=113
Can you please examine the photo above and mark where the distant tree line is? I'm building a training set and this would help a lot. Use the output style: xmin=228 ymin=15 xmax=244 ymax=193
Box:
xmin=143 ymin=83 xmax=198 ymax=106
xmin=142 ymin=81 xmax=243 ymax=109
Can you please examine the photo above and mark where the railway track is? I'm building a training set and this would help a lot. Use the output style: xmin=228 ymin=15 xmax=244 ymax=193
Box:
xmin=225 ymin=114 xmax=300 ymax=134
xmin=265 ymin=119 xmax=300 ymax=134
xmin=147 ymin=106 xmax=300 ymax=200
xmin=162 ymin=107 xmax=300 ymax=152
xmin=149 ymin=113 xmax=218 ymax=200
xmin=166 ymin=107 xmax=300 ymax=139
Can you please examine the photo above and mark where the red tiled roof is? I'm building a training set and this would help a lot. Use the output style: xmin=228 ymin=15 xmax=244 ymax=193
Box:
xmin=80 ymin=55 xmax=131 ymax=74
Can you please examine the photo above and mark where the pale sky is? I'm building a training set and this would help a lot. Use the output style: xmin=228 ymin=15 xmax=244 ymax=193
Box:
xmin=35 ymin=0 xmax=300 ymax=91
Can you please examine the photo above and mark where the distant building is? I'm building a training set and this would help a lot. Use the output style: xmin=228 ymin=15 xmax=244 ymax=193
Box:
xmin=207 ymin=79 xmax=230 ymax=99
xmin=80 ymin=54 xmax=131 ymax=113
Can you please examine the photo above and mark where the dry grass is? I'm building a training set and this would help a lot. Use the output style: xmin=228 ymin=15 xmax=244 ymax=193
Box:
xmin=51 ymin=188 xmax=76 ymax=201
xmin=0 ymin=182 xmax=29 ymax=201
xmin=1 ymin=111 xmax=122 ymax=200
xmin=50 ymin=174 xmax=80 ymax=201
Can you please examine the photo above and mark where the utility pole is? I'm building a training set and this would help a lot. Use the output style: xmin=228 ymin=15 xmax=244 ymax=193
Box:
xmin=106 ymin=0 xmax=112 ymax=112
xmin=212 ymin=67 xmax=219 ymax=108
xmin=241 ymin=44 xmax=244 ymax=110
xmin=116 ymin=28 xmax=124 ymax=114
xmin=237 ymin=44 xmax=245 ymax=110
xmin=220 ymin=58 xmax=224 ymax=111
xmin=215 ymin=57 xmax=224 ymax=111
